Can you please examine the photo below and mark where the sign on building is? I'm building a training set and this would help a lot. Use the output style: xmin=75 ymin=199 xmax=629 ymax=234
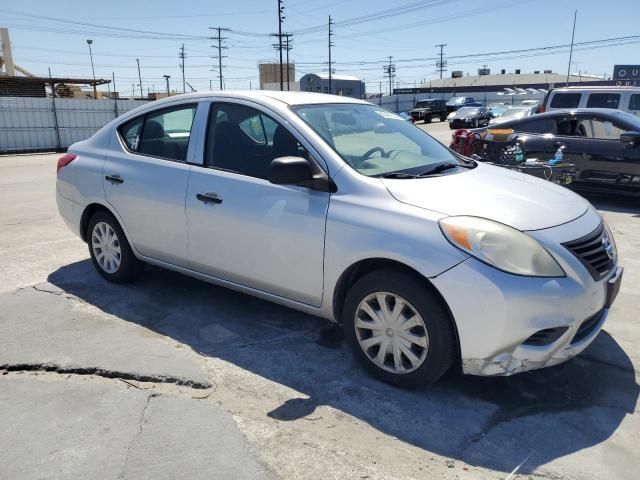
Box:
xmin=613 ymin=65 xmax=640 ymax=85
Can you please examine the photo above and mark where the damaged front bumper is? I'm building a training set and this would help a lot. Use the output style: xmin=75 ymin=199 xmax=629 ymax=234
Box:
xmin=430 ymin=212 xmax=622 ymax=376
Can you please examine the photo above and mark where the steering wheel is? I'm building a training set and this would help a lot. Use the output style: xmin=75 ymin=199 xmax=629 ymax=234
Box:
xmin=360 ymin=146 xmax=387 ymax=162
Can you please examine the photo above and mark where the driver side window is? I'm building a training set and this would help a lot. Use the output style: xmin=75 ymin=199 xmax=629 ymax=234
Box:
xmin=205 ymin=103 xmax=308 ymax=180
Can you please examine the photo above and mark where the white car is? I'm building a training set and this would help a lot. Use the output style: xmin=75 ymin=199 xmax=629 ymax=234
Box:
xmin=56 ymin=91 xmax=622 ymax=387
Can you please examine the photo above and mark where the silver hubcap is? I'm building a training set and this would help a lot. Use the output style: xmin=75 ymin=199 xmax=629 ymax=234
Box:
xmin=355 ymin=292 xmax=429 ymax=374
xmin=91 ymin=222 xmax=121 ymax=274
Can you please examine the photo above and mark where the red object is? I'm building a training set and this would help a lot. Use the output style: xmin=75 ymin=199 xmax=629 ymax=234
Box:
xmin=56 ymin=153 xmax=77 ymax=174
xmin=450 ymin=129 xmax=479 ymax=157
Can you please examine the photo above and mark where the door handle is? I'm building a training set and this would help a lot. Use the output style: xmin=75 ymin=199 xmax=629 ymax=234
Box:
xmin=196 ymin=192 xmax=223 ymax=204
xmin=105 ymin=174 xmax=124 ymax=184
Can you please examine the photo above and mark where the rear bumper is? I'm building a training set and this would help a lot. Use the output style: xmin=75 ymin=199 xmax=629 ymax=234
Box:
xmin=56 ymin=185 xmax=83 ymax=239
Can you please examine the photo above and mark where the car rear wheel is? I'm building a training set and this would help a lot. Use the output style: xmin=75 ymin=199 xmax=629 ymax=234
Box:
xmin=87 ymin=211 xmax=143 ymax=283
xmin=342 ymin=269 xmax=456 ymax=388
xmin=424 ymin=115 xmax=432 ymax=124
xmin=439 ymin=114 xmax=446 ymax=122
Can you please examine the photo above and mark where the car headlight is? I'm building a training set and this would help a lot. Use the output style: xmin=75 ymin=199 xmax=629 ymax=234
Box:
xmin=439 ymin=216 xmax=565 ymax=277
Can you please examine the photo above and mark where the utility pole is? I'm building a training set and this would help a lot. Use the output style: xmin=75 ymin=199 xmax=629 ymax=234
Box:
xmin=284 ymin=33 xmax=293 ymax=91
xmin=566 ymin=10 xmax=578 ymax=86
xmin=86 ymin=39 xmax=97 ymax=98
xmin=209 ymin=27 xmax=229 ymax=90
xmin=328 ymin=15 xmax=334 ymax=94
xmin=179 ymin=44 xmax=186 ymax=94
xmin=435 ymin=43 xmax=447 ymax=79
xmin=383 ymin=56 xmax=395 ymax=96
xmin=136 ymin=58 xmax=143 ymax=99
xmin=163 ymin=75 xmax=170 ymax=96
xmin=277 ymin=0 xmax=285 ymax=91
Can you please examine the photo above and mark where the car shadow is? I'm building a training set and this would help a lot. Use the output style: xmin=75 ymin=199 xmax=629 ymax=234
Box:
xmin=48 ymin=260 xmax=639 ymax=475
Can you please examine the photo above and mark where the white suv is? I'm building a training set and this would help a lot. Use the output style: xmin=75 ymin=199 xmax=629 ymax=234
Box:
xmin=543 ymin=86 xmax=640 ymax=116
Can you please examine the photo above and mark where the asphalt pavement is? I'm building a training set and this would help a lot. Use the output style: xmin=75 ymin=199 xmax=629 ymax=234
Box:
xmin=1 ymin=150 xmax=638 ymax=480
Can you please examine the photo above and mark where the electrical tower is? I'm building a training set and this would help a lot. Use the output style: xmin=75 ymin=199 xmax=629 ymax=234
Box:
xmin=435 ymin=43 xmax=447 ymax=79
xmin=178 ymin=44 xmax=186 ymax=93
xmin=209 ymin=27 xmax=229 ymax=90
xmin=328 ymin=15 xmax=334 ymax=94
xmin=383 ymin=56 xmax=396 ymax=96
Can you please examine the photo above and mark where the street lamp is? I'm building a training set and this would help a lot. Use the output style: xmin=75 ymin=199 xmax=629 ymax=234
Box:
xmin=163 ymin=75 xmax=171 ymax=96
xmin=86 ymin=39 xmax=97 ymax=98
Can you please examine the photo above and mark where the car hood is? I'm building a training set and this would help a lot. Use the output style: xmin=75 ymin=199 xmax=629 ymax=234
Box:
xmin=381 ymin=163 xmax=588 ymax=231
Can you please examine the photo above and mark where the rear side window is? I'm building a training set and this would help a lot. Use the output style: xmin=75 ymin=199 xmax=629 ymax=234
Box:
xmin=119 ymin=104 xmax=197 ymax=162
xmin=550 ymin=93 xmax=581 ymax=108
xmin=120 ymin=117 xmax=143 ymax=151
xmin=629 ymin=94 xmax=640 ymax=111
xmin=586 ymin=93 xmax=620 ymax=109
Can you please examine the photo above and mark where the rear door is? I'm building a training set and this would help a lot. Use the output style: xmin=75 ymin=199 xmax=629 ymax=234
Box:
xmin=104 ymin=103 xmax=200 ymax=265
xmin=553 ymin=113 xmax=640 ymax=192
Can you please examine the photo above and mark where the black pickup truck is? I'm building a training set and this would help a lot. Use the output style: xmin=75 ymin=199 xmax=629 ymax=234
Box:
xmin=409 ymin=98 xmax=448 ymax=123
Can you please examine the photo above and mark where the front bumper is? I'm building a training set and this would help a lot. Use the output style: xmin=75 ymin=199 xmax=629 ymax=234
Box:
xmin=431 ymin=210 xmax=622 ymax=376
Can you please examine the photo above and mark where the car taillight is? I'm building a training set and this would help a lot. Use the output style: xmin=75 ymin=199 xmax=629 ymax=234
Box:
xmin=56 ymin=154 xmax=76 ymax=174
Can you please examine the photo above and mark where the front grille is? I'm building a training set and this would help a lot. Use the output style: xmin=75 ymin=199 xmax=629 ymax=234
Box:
xmin=571 ymin=309 xmax=605 ymax=344
xmin=563 ymin=223 xmax=614 ymax=280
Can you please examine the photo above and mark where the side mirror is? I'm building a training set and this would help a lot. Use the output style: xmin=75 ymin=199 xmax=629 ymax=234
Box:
xmin=620 ymin=131 xmax=640 ymax=144
xmin=269 ymin=156 xmax=314 ymax=186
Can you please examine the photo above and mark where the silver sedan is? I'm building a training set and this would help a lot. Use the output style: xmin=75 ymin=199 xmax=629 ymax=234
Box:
xmin=56 ymin=91 xmax=623 ymax=387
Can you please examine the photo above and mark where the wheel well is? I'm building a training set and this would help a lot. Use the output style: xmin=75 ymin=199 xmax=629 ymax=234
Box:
xmin=79 ymin=203 xmax=111 ymax=242
xmin=332 ymin=258 xmax=461 ymax=360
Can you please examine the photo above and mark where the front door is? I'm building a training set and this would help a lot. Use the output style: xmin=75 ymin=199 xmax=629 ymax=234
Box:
xmin=553 ymin=114 xmax=640 ymax=193
xmin=104 ymin=103 xmax=198 ymax=265
xmin=186 ymin=101 xmax=330 ymax=306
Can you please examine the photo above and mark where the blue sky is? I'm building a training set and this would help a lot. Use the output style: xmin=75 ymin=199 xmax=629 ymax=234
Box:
xmin=2 ymin=0 xmax=639 ymax=95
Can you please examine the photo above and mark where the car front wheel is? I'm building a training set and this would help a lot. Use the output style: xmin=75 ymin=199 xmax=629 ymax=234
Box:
xmin=87 ymin=211 xmax=143 ymax=283
xmin=342 ymin=269 xmax=456 ymax=388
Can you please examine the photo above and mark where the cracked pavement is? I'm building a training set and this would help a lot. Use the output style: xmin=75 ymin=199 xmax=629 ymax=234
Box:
xmin=1 ymin=152 xmax=639 ymax=479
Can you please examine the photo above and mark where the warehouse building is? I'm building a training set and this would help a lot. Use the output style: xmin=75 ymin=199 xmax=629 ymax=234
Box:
xmin=300 ymin=73 xmax=365 ymax=99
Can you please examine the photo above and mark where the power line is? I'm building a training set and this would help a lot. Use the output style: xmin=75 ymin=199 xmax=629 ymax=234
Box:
xmin=383 ymin=56 xmax=395 ymax=96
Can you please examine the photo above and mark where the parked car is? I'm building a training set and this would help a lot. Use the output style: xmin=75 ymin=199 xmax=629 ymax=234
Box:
xmin=481 ymin=108 xmax=640 ymax=196
xmin=489 ymin=105 xmax=536 ymax=125
xmin=57 ymin=91 xmax=622 ymax=387
xmin=542 ymin=86 xmax=640 ymax=116
xmin=487 ymin=104 xmax=510 ymax=119
xmin=446 ymin=96 xmax=482 ymax=113
xmin=409 ymin=98 xmax=448 ymax=123
xmin=486 ymin=102 xmax=508 ymax=111
xmin=521 ymin=100 xmax=541 ymax=107
xmin=449 ymin=106 xmax=492 ymax=129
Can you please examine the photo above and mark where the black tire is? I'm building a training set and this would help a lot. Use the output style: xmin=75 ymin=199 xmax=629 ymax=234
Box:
xmin=342 ymin=269 xmax=456 ymax=388
xmin=439 ymin=114 xmax=447 ymax=122
xmin=424 ymin=114 xmax=432 ymax=124
xmin=87 ymin=211 xmax=143 ymax=283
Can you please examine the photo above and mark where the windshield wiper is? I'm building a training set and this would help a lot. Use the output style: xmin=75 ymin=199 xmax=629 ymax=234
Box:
xmin=415 ymin=162 xmax=462 ymax=176
xmin=377 ymin=172 xmax=419 ymax=179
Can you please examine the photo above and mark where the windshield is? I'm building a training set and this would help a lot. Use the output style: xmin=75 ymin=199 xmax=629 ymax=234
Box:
xmin=446 ymin=97 xmax=466 ymax=106
xmin=501 ymin=108 xmax=528 ymax=118
xmin=456 ymin=107 xmax=479 ymax=116
xmin=292 ymin=103 xmax=462 ymax=177
xmin=416 ymin=101 xmax=435 ymax=108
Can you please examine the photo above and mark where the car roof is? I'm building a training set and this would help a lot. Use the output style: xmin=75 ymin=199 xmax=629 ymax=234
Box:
xmin=143 ymin=90 xmax=369 ymax=108
xmin=555 ymin=86 xmax=640 ymax=91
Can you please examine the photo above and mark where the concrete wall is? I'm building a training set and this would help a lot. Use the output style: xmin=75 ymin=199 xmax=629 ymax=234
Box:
xmin=0 ymin=97 xmax=149 ymax=153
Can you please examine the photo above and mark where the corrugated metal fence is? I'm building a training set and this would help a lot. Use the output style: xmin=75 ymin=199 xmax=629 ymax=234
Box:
xmin=0 ymin=97 xmax=149 ymax=154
